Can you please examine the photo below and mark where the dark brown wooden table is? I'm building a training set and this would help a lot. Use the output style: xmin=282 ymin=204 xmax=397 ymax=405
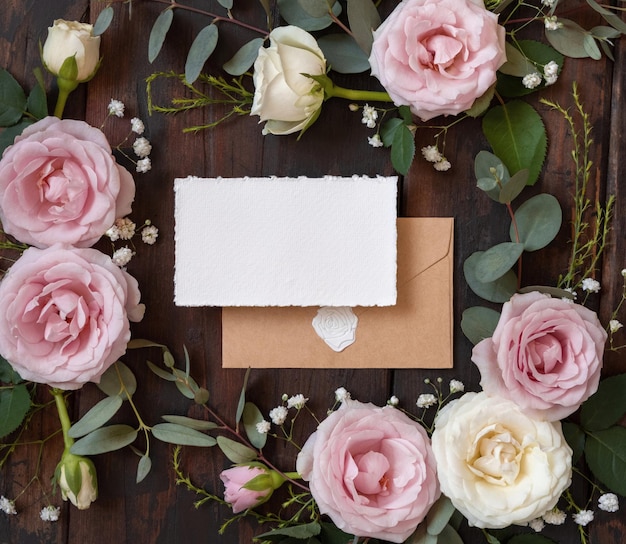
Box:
xmin=1 ymin=1 xmax=625 ymax=542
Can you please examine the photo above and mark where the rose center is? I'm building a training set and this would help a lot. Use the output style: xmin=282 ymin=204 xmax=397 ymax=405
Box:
xmin=37 ymin=159 xmax=86 ymax=220
xmin=467 ymin=423 xmax=522 ymax=486
xmin=352 ymin=450 xmax=391 ymax=496
xmin=424 ymin=34 xmax=463 ymax=69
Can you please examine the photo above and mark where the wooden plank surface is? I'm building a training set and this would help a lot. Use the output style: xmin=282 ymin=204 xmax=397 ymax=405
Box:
xmin=0 ymin=1 xmax=624 ymax=542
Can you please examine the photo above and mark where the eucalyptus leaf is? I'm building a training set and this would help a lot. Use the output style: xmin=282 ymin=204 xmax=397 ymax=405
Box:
xmin=461 ymin=306 xmax=501 ymax=345
xmin=498 ymin=168 xmax=529 ymax=204
xmin=162 ymin=414 xmax=218 ymax=431
xmin=545 ymin=18 xmax=592 ymax=59
xmin=583 ymin=33 xmax=602 ymax=60
xmin=482 ymin=100 xmax=547 ymax=186
xmin=518 ymin=285 xmax=575 ymax=299
xmin=299 ymin=0 xmax=332 ymax=17
xmin=464 ymin=252 xmax=518 ymax=303
xmin=146 ymin=360 xmax=177 ymax=381
xmin=69 ymin=395 xmax=124 ymax=438
xmin=511 ymin=193 xmax=562 ymax=251
xmin=0 ymin=385 xmax=31 ymax=439
xmin=585 ymin=426 xmax=626 ymax=496
xmin=216 ymin=435 xmax=257 ymax=463
xmin=242 ymin=402 xmax=268 ymax=449
xmin=93 ymin=6 xmax=114 ymax=36
xmin=404 ymin=524 xmax=436 ymax=544
xmin=224 ymin=38 xmax=264 ymax=76
xmin=97 ymin=361 xmax=137 ymax=399
xmin=127 ymin=339 xmax=166 ymax=349
xmin=152 ymin=423 xmax=217 ymax=447
xmin=236 ymin=367 xmax=251 ymax=424
xmin=71 ymin=424 xmax=138 ymax=455
xmin=426 ymin=495 xmax=455 ymax=536
xmin=580 ymin=374 xmax=626 ymax=431
xmin=562 ymin=421 xmax=585 ymax=464
xmin=475 ymin=242 xmax=524 ymax=283
xmin=499 ymin=42 xmax=536 ymax=77
xmin=256 ymin=521 xmax=321 ymax=539
xmin=317 ymin=34 xmax=370 ymax=74
xmin=474 ymin=150 xmax=510 ymax=202
xmin=217 ymin=0 xmax=233 ymax=8
xmin=586 ymin=0 xmax=626 ymax=33
xmin=391 ymin=123 xmax=415 ymax=176
xmin=0 ymin=120 xmax=31 ymax=155
xmin=148 ymin=9 xmax=174 ymax=63
xmin=185 ymin=24 xmax=219 ymax=84
xmin=174 ymin=373 xmax=199 ymax=399
xmin=0 ymin=68 xmax=27 ymax=126
xmin=437 ymin=524 xmax=464 ymax=544
xmin=136 ymin=454 xmax=152 ymax=483
xmin=346 ymin=0 xmax=381 ymax=55
xmin=278 ymin=0 xmax=341 ymax=31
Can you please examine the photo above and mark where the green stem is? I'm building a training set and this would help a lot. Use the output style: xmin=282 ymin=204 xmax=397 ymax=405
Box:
xmin=53 ymin=78 xmax=79 ymax=118
xmin=51 ymin=388 xmax=74 ymax=452
xmin=283 ymin=471 xmax=301 ymax=480
xmin=326 ymin=85 xmax=392 ymax=103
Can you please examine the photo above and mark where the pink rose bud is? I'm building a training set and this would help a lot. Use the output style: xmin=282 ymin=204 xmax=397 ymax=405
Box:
xmin=220 ymin=464 xmax=284 ymax=513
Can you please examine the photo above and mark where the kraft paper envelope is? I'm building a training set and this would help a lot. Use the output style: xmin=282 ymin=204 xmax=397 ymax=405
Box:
xmin=222 ymin=217 xmax=453 ymax=369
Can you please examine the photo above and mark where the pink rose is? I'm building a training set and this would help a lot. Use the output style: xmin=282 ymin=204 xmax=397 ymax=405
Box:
xmin=220 ymin=465 xmax=275 ymax=513
xmin=0 ymin=244 xmax=144 ymax=389
xmin=0 ymin=116 xmax=135 ymax=248
xmin=296 ymin=400 xmax=440 ymax=543
xmin=369 ymin=0 xmax=506 ymax=121
xmin=472 ymin=291 xmax=607 ymax=421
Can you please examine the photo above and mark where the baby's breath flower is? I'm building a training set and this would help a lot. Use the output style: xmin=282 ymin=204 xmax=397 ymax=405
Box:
xmin=287 ymin=394 xmax=308 ymax=409
xmin=433 ymin=159 xmax=451 ymax=172
xmin=421 ymin=145 xmax=442 ymax=163
xmin=361 ymin=104 xmax=378 ymax=128
xmin=108 ymin=99 xmax=125 ymax=117
xmin=141 ymin=224 xmax=159 ymax=245
xmin=105 ymin=225 xmax=120 ymax=242
xmin=269 ymin=406 xmax=288 ymax=425
xmin=387 ymin=395 xmax=399 ymax=406
xmin=449 ymin=379 xmax=465 ymax=394
xmin=334 ymin=387 xmax=350 ymax=402
xmin=40 ymin=505 xmax=60 ymax=522
xmin=598 ymin=493 xmax=619 ymax=513
xmin=416 ymin=393 xmax=437 ymax=409
xmin=545 ymin=16 xmax=562 ymax=30
xmin=256 ymin=420 xmax=271 ymax=434
xmin=522 ymin=72 xmax=542 ymax=89
xmin=133 ymin=137 xmax=152 ymax=158
xmin=622 ymin=268 xmax=626 ymax=277
xmin=564 ymin=287 xmax=577 ymax=299
xmin=136 ymin=157 xmax=152 ymax=173
xmin=368 ymin=134 xmax=384 ymax=148
xmin=0 ymin=496 xmax=17 ymax=515
xmin=348 ymin=103 xmax=359 ymax=112
xmin=609 ymin=319 xmax=623 ymax=333
xmin=544 ymin=60 xmax=559 ymax=77
xmin=528 ymin=518 xmax=545 ymax=532
xmin=543 ymin=508 xmax=567 ymax=525
xmin=281 ymin=393 xmax=289 ymax=402
xmin=130 ymin=117 xmax=145 ymax=135
xmin=114 ymin=217 xmax=136 ymax=240
xmin=112 ymin=246 xmax=134 ymax=267
xmin=573 ymin=510 xmax=594 ymax=526
xmin=582 ymin=278 xmax=601 ymax=293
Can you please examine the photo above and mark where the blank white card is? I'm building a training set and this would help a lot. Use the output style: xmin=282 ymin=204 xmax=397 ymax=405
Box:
xmin=174 ymin=176 xmax=398 ymax=307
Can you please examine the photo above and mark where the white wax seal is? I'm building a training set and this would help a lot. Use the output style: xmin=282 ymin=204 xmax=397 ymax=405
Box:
xmin=312 ymin=306 xmax=358 ymax=352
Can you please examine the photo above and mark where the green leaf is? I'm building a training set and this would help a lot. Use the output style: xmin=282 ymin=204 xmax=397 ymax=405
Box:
xmin=380 ymin=117 xmax=404 ymax=147
xmin=152 ymin=423 xmax=217 ymax=447
xmin=257 ymin=521 xmax=321 ymax=539
xmin=404 ymin=524 xmax=436 ymax=544
xmin=437 ymin=524 xmax=464 ymax=544
xmin=136 ymin=454 xmax=152 ymax=483
xmin=185 ymin=24 xmax=219 ymax=84
xmin=391 ymin=123 xmax=415 ymax=176
xmin=586 ymin=0 xmax=626 ymax=33
xmin=216 ymin=435 xmax=257 ymax=463
xmin=317 ymin=34 xmax=370 ymax=74
xmin=562 ymin=421 xmax=585 ymax=464
xmin=508 ymin=535 xmax=558 ymax=544
xmin=461 ymin=306 xmax=501 ymax=345
xmin=161 ymin=414 xmax=218 ymax=431
xmin=319 ymin=523 xmax=354 ymax=544
xmin=127 ymin=339 xmax=166 ymax=349
xmin=69 ymin=395 xmax=124 ymax=438
xmin=499 ymin=41 xmax=536 ymax=77
xmin=146 ymin=360 xmax=176 ymax=381
xmin=148 ymin=9 xmax=174 ymax=63
xmin=518 ymin=285 xmax=575 ymax=299
xmin=0 ymin=356 xmax=23 ymax=383
xmin=474 ymin=242 xmax=525 ymax=283
xmin=299 ymin=0 xmax=332 ymax=17
xmin=583 ymin=33 xmax=602 ymax=60
xmin=26 ymin=74 xmax=47 ymax=119
xmin=236 ymin=367 xmax=251 ymax=424
xmin=464 ymin=252 xmax=518 ymax=303
xmin=585 ymin=426 xmax=626 ymax=496
xmin=580 ymin=374 xmax=626 ymax=431
xmin=93 ymin=6 xmax=114 ymax=36
xmin=0 ymin=385 xmax=31 ymax=439
xmin=242 ymin=402 xmax=267 ymax=449
xmin=0 ymin=68 xmax=27 ymax=126
xmin=511 ymin=193 xmax=562 ymax=251
xmin=545 ymin=19 xmax=592 ymax=59
xmin=474 ymin=150 xmax=510 ymax=202
xmin=277 ymin=0 xmax=341 ymax=31
xmin=97 ymin=361 xmax=137 ymax=399
xmin=217 ymin=0 xmax=233 ymax=8
xmin=173 ymin=371 xmax=200 ymax=399
xmin=71 ymin=424 xmax=138 ymax=455
xmin=482 ymin=100 xmax=547 ymax=186
xmin=347 ymin=0 xmax=381 ymax=55
xmin=426 ymin=495 xmax=455 ymax=536
xmin=223 ymin=38 xmax=264 ymax=76
xmin=498 ymin=168 xmax=529 ymax=204
xmin=465 ymin=83 xmax=496 ymax=118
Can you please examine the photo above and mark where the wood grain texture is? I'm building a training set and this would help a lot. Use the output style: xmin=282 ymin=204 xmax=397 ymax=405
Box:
xmin=0 ymin=1 xmax=624 ymax=542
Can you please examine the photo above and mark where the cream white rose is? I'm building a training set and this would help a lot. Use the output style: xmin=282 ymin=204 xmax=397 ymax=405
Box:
xmin=42 ymin=19 xmax=101 ymax=82
xmin=431 ymin=392 xmax=572 ymax=528
xmin=251 ymin=26 xmax=326 ymax=136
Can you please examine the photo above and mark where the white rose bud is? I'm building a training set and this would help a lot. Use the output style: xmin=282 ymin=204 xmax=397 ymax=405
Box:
xmin=42 ymin=19 xmax=101 ymax=82
xmin=56 ymin=454 xmax=98 ymax=510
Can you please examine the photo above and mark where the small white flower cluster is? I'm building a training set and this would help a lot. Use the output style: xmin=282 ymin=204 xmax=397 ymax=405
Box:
xmin=522 ymin=61 xmax=559 ymax=90
xmin=334 ymin=386 xmax=351 ymax=403
xmin=112 ymin=246 xmax=134 ymax=267
xmin=416 ymin=393 xmax=437 ymax=409
xmin=257 ymin=393 xmax=310 ymax=432
xmin=421 ymin=145 xmax=451 ymax=171
xmin=40 ymin=505 xmax=60 ymax=522
xmin=581 ymin=277 xmax=601 ymax=293
xmin=351 ymin=104 xmax=385 ymax=148
xmin=609 ymin=319 xmax=623 ymax=333
xmin=107 ymin=99 xmax=152 ymax=173
xmin=598 ymin=492 xmax=620 ymax=513
xmin=573 ymin=509 xmax=594 ymax=526
xmin=0 ymin=495 xmax=17 ymax=515
xmin=542 ymin=507 xmax=567 ymax=525
xmin=387 ymin=395 xmax=399 ymax=406
xmin=449 ymin=379 xmax=465 ymax=394
xmin=105 ymin=218 xmax=159 ymax=267
xmin=545 ymin=15 xmax=563 ymax=31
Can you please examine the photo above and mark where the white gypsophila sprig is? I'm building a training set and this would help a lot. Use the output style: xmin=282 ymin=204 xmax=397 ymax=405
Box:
xmin=133 ymin=137 xmax=152 ymax=159
xmin=544 ymin=61 xmax=559 ymax=86
xmin=0 ymin=496 xmax=16 ymax=515
xmin=522 ymin=72 xmax=542 ymax=89
xmin=421 ymin=145 xmax=442 ymax=163
xmin=269 ymin=406 xmax=288 ymax=425
xmin=334 ymin=387 xmax=350 ymax=402
xmin=545 ymin=16 xmax=562 ymax=30
xmin=598 ymin=493 xmax=619 ymax=512
xmin=573 ymin=510 xmax=594 ymax=526
xmin=449 ymin=379 xmax=465 ymax=394
xmin=543 ymin=508 xmax=567 ymax=525
xmin=256 ymin=420 xmax=271 ymax=434
xmin=609 ymin=319 xmax=623 ymax=333
xmin=433 ymin=158 xmax=451 ymax=172
xmin=136 ymin=157 xmax=152 ymax=173
xmin=112 ymin=246 xmax=134 ymax=267
xmin=368 ymin=134 xmax=384 ymax=148
xmin=105 ymin=225 xmax=120 ymax=242
xmin=141 ymin=224 xmax=159 ymax=245
xmin=114 ymin=217 xmax=136 ymax=240
xmin=286 ymin=394 xmax=308 ymax=409
xmin=108 ymin=99 xmax=125 ymax=117
xmin=39 ymin=505 xmax=60 ymax=522
xmin=387 ymin=395 xmax=399 ymax=406
xmin=130 ymin=117 xmax=145 ymax=134
xmin=416 ymin=393 xmax=437 ymax=409
xmin=361 ymin=104 xmax=378 ymax=128
xmin=582 ymin=278 xmax=601 ymax=293
xmin=528 ymin=518 xmax=545 ymax=532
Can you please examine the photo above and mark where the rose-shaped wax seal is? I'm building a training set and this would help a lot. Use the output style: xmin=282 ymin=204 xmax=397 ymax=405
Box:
xmin=368 ymin=0 xmax=506 ymax=121
xmin=312 ymin=306 xmax=358 ymax=352
xmin=0 ymin=116 xmax=135 ymax=248
xmin=297 ymin=400 xmax=440 ymax=542
xmin=431 ymin=392 xmax=572 ymax=528
xmin=472 ymin=291 xmax=607 ymax=421
xmin=0 ymin=244 xmax=144 ymax=389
